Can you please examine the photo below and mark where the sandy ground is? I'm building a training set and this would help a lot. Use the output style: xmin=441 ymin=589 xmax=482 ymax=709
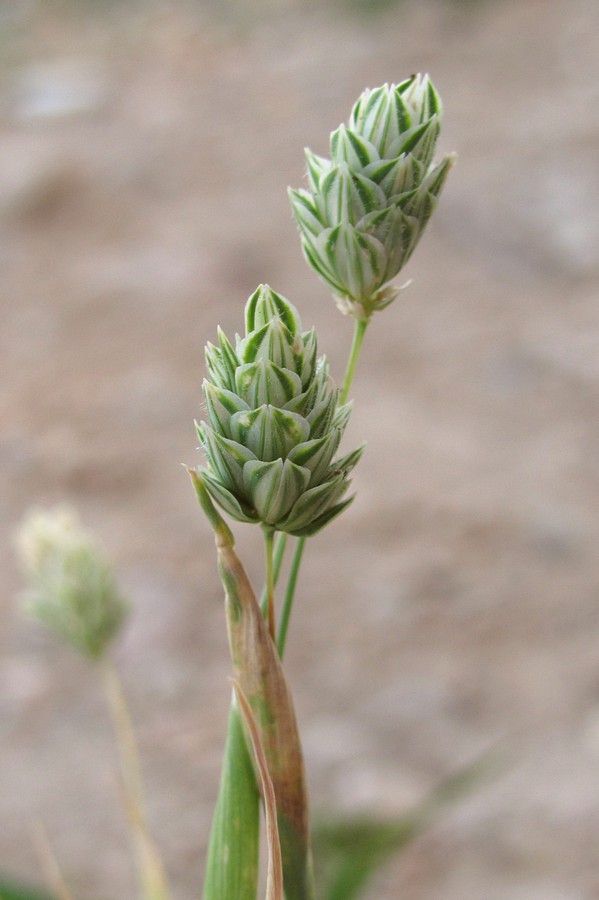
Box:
xmin=1 ymin=0 xmax=599 ymax=897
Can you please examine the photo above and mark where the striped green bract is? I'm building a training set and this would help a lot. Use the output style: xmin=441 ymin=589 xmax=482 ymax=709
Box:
xmin=196 ymin=285 xmax=362 ymax=536
xmin=289 ymin=76 xmax=455 ymax=317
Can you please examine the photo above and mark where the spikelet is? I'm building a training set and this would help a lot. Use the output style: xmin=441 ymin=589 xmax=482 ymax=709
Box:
xmin=289 ymin=76 xmax=455 ymax=317
xmin=196 ymin=285 xmax=362 ymax=537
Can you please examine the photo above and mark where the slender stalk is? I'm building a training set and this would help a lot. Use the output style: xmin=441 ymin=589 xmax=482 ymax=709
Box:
xmin=260 ymin=532 xmax=287 ymax=616
xmin=277 ymin=313 xmax=371 ymax=660
xmin=100 ymin=658 xmax=170 ymax=900
xmin=277 ymin=536 xmax=306 ymax=658
xmin=340 ymin=316 xmax=369 ymax=405
xmin=33 ymin=822 xmax=75 ymax=900
xmin=262 ymin=525 xmax=276 ymax=641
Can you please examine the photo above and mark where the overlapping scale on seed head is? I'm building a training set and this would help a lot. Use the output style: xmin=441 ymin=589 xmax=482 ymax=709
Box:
xmin=289 ymin=75 xmax=455 ymax=318
xmin=197 ymin=285 xmax=362 ymax=536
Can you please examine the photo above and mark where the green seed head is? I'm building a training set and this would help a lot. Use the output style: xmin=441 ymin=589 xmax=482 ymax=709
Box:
xmin=196 ymin=285 xmax=363 ymax=536
xmin=15 ymin=506 xmax=127 ymax=660
xmin=289 ymin=76 xmax=455 ymax=318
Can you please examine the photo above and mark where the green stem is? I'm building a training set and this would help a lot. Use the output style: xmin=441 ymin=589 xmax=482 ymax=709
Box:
xmin=277 ymin=536 xmax=306 ymax=657
xmin=262 ymin=525 xmax=276 ymax=642
xmin=340 ymin=315 xmax=369 ymax=405
xmin=277 ymin=314 xmax=371 ymax=660
xmin=260 ymin=532 xmax=287 ymax=616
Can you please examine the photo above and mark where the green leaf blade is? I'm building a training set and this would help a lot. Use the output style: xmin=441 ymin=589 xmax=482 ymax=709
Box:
xmin=0 ymin=880 xmax=56 ymax=900
xmin=202 ymin=705 xmax=260 ymax=900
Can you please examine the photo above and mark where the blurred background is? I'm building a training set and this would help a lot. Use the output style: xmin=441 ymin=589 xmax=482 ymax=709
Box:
xmin=1 ymin=0 xmax=598 ymax=897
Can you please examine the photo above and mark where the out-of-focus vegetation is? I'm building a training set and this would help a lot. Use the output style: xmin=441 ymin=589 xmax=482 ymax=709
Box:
xmin=0 ymin=879 xmax=54 ymax=900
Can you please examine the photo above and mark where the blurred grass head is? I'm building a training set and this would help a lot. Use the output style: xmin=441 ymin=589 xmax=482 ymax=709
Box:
xmin=15 ymin=506 xmax=127 ymax=660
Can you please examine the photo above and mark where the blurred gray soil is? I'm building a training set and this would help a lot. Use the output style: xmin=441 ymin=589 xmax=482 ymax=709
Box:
xmin=1 ymin=1 xmax=599 ymax=897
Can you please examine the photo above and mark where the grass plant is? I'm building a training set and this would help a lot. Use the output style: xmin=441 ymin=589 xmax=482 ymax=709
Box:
xmin=12 ymin=76 xmax=458 ymax=900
